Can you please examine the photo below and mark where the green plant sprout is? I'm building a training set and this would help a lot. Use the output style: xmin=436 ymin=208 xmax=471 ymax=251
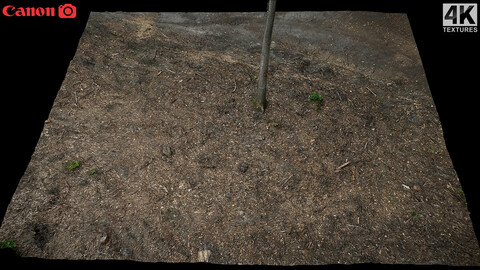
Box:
xmin=309 ymin=92 xmax=324 ymax=110
xmin=64 ymin=160 xmax=80 ymax=173
xmin=0 ymin=239 xmax=18 ymax=254
xmin=66 ymin=161 xmax=80 ymax=169
xmin=266 ymin=119 xmax=280 ymax=127
xmin=309 ymin=92 xmax=323 ymax=102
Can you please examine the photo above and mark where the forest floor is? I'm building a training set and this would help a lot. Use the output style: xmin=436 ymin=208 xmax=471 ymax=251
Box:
xmin=1 ymin=11 xmax=479 ymax=265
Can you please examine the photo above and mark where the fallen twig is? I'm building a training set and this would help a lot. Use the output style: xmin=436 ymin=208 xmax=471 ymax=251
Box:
xmin=73 ymin=91 xmax=78 ymax=106
xmin=279 ymin=174 xmax=293 ymax=187
xmin=194 ymin=72 xmax=211 ymax=83
xmin=159 ymin=31 xmax=169 ymax=39
xmin=165 ymin=68 xmax=176 ymax=74
xmin=335 ymin=89 xmax=342 ymax=101
xmin=366 ymin=87 xmax=376 ymax=97
xmin=335 ymin=161 xmax=351 ymax=172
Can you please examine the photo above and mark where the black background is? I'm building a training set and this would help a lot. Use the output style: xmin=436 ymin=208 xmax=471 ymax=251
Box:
xmin=0 ymin=0 xmax=478 ymax=268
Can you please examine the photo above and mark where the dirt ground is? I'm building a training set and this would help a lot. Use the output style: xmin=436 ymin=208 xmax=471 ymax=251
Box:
xmin=1 ymin=11 xmax=479 ymax=265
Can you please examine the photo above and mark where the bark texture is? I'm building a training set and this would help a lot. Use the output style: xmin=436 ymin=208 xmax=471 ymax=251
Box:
xmin=256 ymin=0 xmax=277 ymax=112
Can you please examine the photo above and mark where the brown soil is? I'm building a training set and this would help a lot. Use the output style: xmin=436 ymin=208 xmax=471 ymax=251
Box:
xmin=1 ymin=11 xmax=479 ymax=265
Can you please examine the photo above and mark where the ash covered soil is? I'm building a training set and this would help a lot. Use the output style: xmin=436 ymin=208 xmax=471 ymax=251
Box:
xmin=1 ymin=12 xmax=479 ymax=265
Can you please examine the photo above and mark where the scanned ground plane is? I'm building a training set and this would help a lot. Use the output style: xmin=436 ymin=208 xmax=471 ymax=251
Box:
xmin=1 ymin=12 xmax=479 ymax=265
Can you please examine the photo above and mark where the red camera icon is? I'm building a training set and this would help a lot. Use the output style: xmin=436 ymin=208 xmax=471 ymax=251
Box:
xmin=58 ymin=4 xmax=76 ymax=18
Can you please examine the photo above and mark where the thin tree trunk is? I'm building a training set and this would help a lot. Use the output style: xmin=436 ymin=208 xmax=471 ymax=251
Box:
xmin=256 ymin=0 xmax=277 ymax=112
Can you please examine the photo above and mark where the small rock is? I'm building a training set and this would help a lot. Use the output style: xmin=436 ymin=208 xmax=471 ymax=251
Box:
xmin=122 ymin=248 xmax=133 ymax=257
xmin=256 ymin=135 xmax=266 ymax=141
xmin=238 ymin=162 xmax=249 ymax=173
xmin=295 ymin=107 xmax=306 ymax=116
xmin=162 ymin=145 xmax=172 ymax=157
xmin=198 ymin=249 xmax=212 ymax=262
xmin=100 ymin=233 xmax=111 ymax=246
xmin=99 ymin=234 xmax=107 ymax=243
xmin=413 ymin=185 xmax=421 ymax=191
xmin=286 ymin=90 xmax=297 ymax=98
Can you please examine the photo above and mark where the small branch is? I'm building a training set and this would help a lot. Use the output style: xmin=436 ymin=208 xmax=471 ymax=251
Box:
xmin=159 ymin=31 xmax=169 ymax=39
xmin=194 ymin=72 xmax=211 ymax=83
xmin=278 ymin=174 xmax=293 ymax=187
xmin=366 ymin=87 xmax=376 ymax=97
xmin=232 ymin=79 xmax=237 ymax=92
xmin=335 ymin=161 xmax=351 ymax=172
xmin=165 ymin=68 xmax=176 ymax=74
xmin=335 ymin=89 xmax=342 ymax=101
xmin=73 ymin=91 xmax=78 ymax=106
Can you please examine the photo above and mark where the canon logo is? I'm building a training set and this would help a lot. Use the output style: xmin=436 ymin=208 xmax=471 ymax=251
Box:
xmin=2 ymin=4 xmax=76 ymax=18
xmin=3 ymin=5 xmax=55 ymax=17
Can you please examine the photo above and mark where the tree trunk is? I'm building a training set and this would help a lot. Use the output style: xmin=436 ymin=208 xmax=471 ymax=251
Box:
xmin=256 ymin=0 xmax=277 ymax=112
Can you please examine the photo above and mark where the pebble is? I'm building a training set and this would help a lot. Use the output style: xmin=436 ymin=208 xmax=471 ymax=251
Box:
xmin=238 ymin=162 xmax=249 ymax=173
xmin=256 ymin=135 xmax=266 ymax=141
xmin=163 ymin=145 xmax=172 ymax=157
